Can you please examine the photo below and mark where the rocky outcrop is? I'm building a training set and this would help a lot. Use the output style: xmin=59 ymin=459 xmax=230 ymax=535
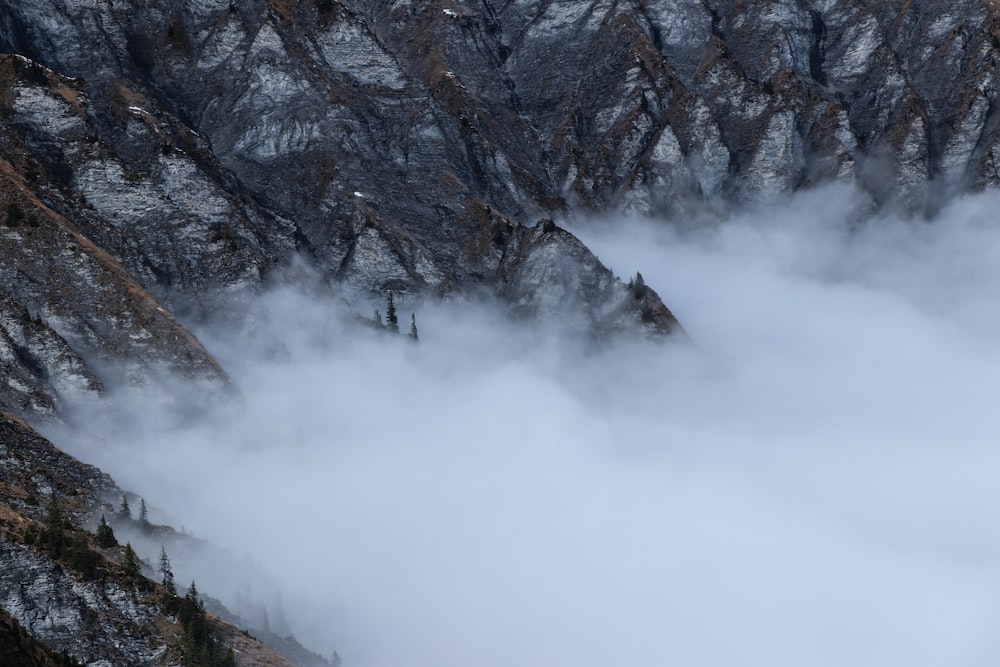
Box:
xmin=0 ymin=606 xmax=81 ymax=667
xmin=0 ymin=535 xmax=168 ymax=666
xmin=0 ymin=414 xmax=166 ymax=665
xmin=0 ymin=412 xmax=311 ymax=666
xmin=0 ymin=56 xmax=235 ymax=420
xmin=0 ymin=1 xmax=992 ymax=349
xmin=0 ymin=26 xmax=682 ymax=426
xmin=0 ymin=413 xmax=118 ymax=524
xmin=2 ymin=0 xmax=998 ymax=307
xmin=0 ymin=291 xmax=102 ymax=423
xmin=0 ymin=2 xmax=688 ymax=337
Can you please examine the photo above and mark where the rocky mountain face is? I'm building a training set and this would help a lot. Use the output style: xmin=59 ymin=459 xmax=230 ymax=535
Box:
xmin=0 ymin=605 xmax=84 ymax=667
xmin=0 ymin=412 xmax=311 ymax=667
xmin=0 ymin=0 xmax=997 ymax=416
xmin=1 ymin=0 xmax=999 ymax=664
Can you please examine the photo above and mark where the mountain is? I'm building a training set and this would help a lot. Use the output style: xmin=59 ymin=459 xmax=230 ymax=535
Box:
xmin=0 ymin=411 xmax=311 ymax=666
xmin=1 ymin=0 xmax=999 ymax=664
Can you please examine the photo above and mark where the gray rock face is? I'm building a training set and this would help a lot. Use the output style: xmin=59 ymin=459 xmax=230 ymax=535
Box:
xmin=1 ymin=1 xmax=994 ymax=326
xmin=0 ymin=56 xmax=237 ymax=420
xmin=0 ymin=412 xmax=118 ymax=524
xmin=1 ymin=0 xmax=990 ymax=353
xmin=0 ymin=537 xmax=166 ymax=667
xmin=0 ymin=413 xmax=162 ymax=665
xmin=0 ymin=2 xmax=692 ymax=333
xmin=0 ymin=291 xmax=102 ymax=421
xmin=0 ymin=412 xmax=310 ymax=666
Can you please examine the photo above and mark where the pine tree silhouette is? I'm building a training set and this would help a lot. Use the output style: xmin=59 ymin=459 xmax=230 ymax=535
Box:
xmin=138 ymin=498 xmax=151 ymax=530
xmin=159 ymin=546 xmax=178 ymax=613
xmin=632 ymin=271 xmax=647 ymax=297
xmin=386 ymin=291 xmax=399 ymax=332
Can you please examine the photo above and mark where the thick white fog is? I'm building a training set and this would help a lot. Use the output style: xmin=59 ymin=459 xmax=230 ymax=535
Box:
xmin=65 ymin=185 xmax=1000 ymax=666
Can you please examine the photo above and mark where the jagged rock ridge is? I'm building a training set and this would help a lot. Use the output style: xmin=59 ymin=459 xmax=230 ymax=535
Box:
xmin=2 ymin=0 xmax=994 ymax=416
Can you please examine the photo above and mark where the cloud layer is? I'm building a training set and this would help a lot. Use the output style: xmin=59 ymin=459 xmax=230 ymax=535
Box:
xmin=61 ymin=185 xmax=1000 ymax=667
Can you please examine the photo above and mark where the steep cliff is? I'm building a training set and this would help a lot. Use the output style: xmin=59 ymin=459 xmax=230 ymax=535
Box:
xmin=2 ymin=0 xmax=994 ymax=416
xmin=0 ymin=606 xmax=81 ymax=667
xmin=0 ymin=0 xmax=994 ymax=399
xmin=0 ymin=1 xmax=685 ymax=333
xmin=0 ymin=412 xmax=313 ymax=667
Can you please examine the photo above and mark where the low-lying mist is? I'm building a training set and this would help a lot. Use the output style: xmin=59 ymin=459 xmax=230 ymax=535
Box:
xmin=63 ymin=185 xmax=1000 ymax=666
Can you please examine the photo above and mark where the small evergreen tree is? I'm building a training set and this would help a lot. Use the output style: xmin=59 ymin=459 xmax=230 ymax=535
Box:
xmin=43 ymin=496 xmax=67 ymax=558
xmin=118 ymin=494 xmax=131 ymax=520
xmin=67 ymin=533 xmax=97 ymax=578
xmin=409 ymin=313 xmax=418 ymax=340
xmin=158 ymin=547 xmax=174 ymax=589
xmin=159 ymin=546 xmax=178 ymax=613
xmin=179 ymin=582 xmax=199 ymax=625
xmin=374 ymin=309 xmax=383 ymax=327
xmin=96 ymin=514 xmax=117 ymax=548
xmin=177 ymin=580 xmax=237 ymax=666
xmin=386 ymin=291 xmax=398 ymax=332
xmin=138 ymin=498 xmax=150 ymax=530
xmin=122 ymin=542 xmax=142 ymax=580
xmin=180 ymin=583 xmax=210 ymax=657
xmin=627 ymin=271 xmax=648 ymax=298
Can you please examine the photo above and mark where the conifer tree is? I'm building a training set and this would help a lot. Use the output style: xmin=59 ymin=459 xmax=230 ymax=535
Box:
xmin=43 ymin=496 xmax=67 ymax=558
xmin=374 ymin=309 xmax=383 ymax=327
xmin=158 ymin=547 xmax=174 ymax=587
xmin=118 ymin=495 xmax=131 ymax=520
xmin=67 ymin=533 xmax=97 ymax=578
xmin=179 ymin=581 xmax=200 ymax=626
xmin=96 ymin=514 xmax=117 ymax=548
xmin=159 ymin=546 xmax=178 ymax=613
xmin=386 ymin=291 xmax=398 ymax=332
xmin=122 ymin=542 xmax=142 ymax=580
xmin=410 ymin=313 xmax=418 ymax=340
xmin=179 ymin=582 xmax=210 ymax=658
xmin=138 ymin=498 xmax=151 ymax=530
xmin=178 ymin=582 xmax=241 ymax=666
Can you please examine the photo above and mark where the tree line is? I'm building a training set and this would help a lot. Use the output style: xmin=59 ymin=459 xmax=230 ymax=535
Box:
xmin=22 ymin=494 xmax=237 ymax=667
